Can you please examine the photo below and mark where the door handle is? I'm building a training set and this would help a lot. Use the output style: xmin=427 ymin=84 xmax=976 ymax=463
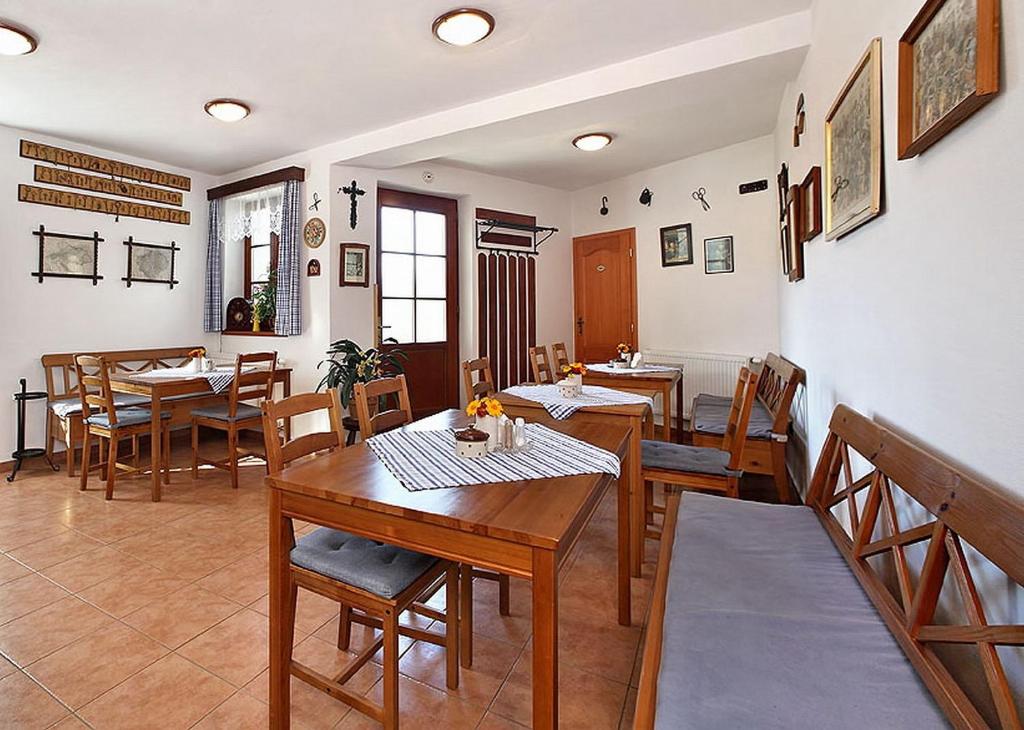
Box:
xmin=576 ymin=317 xmax=584 ymax=335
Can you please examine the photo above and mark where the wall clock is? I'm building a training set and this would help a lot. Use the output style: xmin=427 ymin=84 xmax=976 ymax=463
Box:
xmin=303 ymin=217 xmax=326 ymax=248
xmin=225 ymin=297 xmax=252 ymax=331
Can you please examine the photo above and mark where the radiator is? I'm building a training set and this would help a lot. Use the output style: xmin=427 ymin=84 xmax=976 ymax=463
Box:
xmin=643 ymin=349 xmax=750 ymax=419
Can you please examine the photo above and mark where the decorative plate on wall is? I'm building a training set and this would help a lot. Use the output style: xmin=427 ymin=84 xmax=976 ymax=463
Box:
xmin=303 ymin=217 xmax=326 ymax=248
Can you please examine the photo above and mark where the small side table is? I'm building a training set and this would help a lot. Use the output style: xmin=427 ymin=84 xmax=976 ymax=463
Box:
xmin=8 ymin=378 xmax=59 ymax=482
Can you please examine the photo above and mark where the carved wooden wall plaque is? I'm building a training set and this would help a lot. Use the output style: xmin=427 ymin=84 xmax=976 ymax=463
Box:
xmin=34 ymin=165 xmax=184 ymax=206
xmin=20 ymin=139 xmax=191 ymax=191
xmin=18 ymin=184 xmax=191 ymax=225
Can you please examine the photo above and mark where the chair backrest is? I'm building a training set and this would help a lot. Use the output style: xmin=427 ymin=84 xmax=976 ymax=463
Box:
xmin=261 ymin=389 xmax=345 ymax=474
xmin=551 ymin=342 xmax=570 ymax=371
xmin=73 ymin=354 xmax=116 ymax=425
xmin=720 ymin=366 xmax=760 ymax=470
xmin=353 ymin=374 xmax=414 ymax=440
xmin=753 ymin=353 xmax=804 ymax=434
xmin=229 ymin=351 xmax=277 ymax=417
xmin=529 ymin=346 xmax=555 ymax=384
xmin=462 ymin=357 xmax=495 ymax=401
xmin=43 ymin=347 xmax=201 ymax=401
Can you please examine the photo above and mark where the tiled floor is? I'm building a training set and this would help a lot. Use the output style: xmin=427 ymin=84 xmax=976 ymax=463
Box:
xmin=1 ymin=435 xmax=783 ymax=729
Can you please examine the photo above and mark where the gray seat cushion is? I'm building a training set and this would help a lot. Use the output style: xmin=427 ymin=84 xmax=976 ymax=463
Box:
xmin=641 ymin=440 xmax=738 ymax=477
xmin=655 ymin=493 xmax=947 ymax=729
xmin=191 ymin=403 xmax=262 ymax=422
xmin=48 ymin=393 xmax=149 ymax=419
xmin=85 ymin=408 xmax=170 ymax=429
xmin=692 ymin=392 xmax=775 ymax=439
xmin=291 ymin=528 xmax=438 ymax=599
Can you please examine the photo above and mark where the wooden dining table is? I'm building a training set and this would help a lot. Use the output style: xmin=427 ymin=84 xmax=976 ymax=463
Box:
xmin=265 ymin=409 xmax=633 ymax=729
xmin=108 ymin=367 xmax=291 ymax=501
xmin=583 ymin=366 xmax=683 ymax=443
xmin=499 ymin=388 xmax=654 ymax=578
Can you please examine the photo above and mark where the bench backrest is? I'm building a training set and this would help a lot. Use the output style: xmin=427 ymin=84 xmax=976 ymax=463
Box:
xmin=41 ymin=346 xmax=200 ymax=401
xmin=807 ymin=405 xmax=1024 ymax=729
xmin=753 ymin=352 xmax=804 ymax=433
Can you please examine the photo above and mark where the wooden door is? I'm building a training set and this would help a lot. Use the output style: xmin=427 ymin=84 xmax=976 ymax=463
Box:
xmin=377 ymin=188 xmax=460 ymax=419
xmin=573 ymin=228 xmax=637 ymax=363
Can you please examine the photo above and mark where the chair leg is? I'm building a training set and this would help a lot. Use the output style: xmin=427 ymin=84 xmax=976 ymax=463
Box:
xmin=79 ymin=431 xmax=92 ymax=492
xmin=337 ymin=604 xmax=352 ymax=650
xmin=227 ymin=427 xmax=239 ymax=489
xmin=382 ymin=608 xmax=400 ymax=729
xmin=770 ymin=441 xmax=790 ymax=504
xmin=191 ymin=419 xmax=199 ymax=479
xmin=445 ymin=564 xmax=460 ymax=690
xmin=105 ymin=435 xmax=118 ymax=500
xmin=162 ymin=425 xmax=171 ymax=485
xmin=65 ymin=430 xmax=74 ymax=478
xmin=132 ymin=434 xmax=139 ymax=469
xmin=459 ymin=564 xmax=473 ymax=669
xmin=726 ymin=476 xmax=739 ymax=499
xmin=645 ymin=480 xmax=655 ymax=525
xmin=498 ymin=574 xmax=511 ymax=617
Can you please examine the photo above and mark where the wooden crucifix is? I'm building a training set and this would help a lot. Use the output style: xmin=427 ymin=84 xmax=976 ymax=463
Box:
xmin=340 ymin=180 xmax=365 ymax=230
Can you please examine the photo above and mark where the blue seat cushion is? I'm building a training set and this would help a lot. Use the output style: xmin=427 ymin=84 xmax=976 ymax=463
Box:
xmin=291 ymin=528 xmax=439 ymax=599
xmin=191 ymin=403 xmax=262 ymax=422
xmin=642 ymin=440 xmax=739 ymax=477
xmin=691 ymin=393 xmax=775 ymax=439
xmin=48 ymin=393 xmax=150 ymax=419
xmin=85 ymin=408 xmax=170 ymax=429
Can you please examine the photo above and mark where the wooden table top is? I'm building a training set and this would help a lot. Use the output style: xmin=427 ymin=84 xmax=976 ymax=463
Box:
xmin=109 ymin=368 xmax=291 ymax=395
xmin=499 ymin=389 xmax=651 ymax=417
xmin=266 ymin=409 xmax=630 ymax=551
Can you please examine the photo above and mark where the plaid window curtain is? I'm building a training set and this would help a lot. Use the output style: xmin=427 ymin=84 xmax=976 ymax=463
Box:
xmin=274 ymin=179 xmax=302 ymax=335
xmin=202 ymin=199 xmax=224 ymax=332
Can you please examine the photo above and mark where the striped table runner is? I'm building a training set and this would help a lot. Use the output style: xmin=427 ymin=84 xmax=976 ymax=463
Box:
xmin=504 ymin=384 xmax=653 ymax=420
xmin=365 ymin=423 xmax=621 ymax=492
xmin=129 ymin=367 xmax=241 ymax=393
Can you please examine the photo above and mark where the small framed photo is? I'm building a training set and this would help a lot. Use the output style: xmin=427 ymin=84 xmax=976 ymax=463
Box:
xmin=787 ymin=185 xmax=805 ymax=282
xmin=660 ymin=223 xmax=693 ymax=267
xmin=799 ymin=166 xmax=823 ymax=243
xmin=703 ymin=236 xmax=734 ymax=274
xmin=339 ymin=243 xmax=370 ymax=287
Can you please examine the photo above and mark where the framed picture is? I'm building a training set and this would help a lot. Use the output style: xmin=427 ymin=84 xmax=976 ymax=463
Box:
xmin=825 ymin=38 xmax=884 ymax=240
xmin=30 ymin=225 xmax=103 ymax=285
xmin=339 ymin=243 xmax=370 ymax=287
xmin=122 ymin=236 xmax=179 ymax=289
xmin=704 ymin=236 xmax=734 ymax=274
xmin=659 ymin=223 xmax=693 ymax=267
xmin=787 ymin=185 xmax=805 ymax=281
xmin=799 ymin=166 xmax=823 ymax=243
xmin=898 ymin=0 xmax=999 ymax=159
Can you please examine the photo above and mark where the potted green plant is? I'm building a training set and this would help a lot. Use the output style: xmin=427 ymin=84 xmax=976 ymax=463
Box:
xmin=251 ymin=272 xmax=277 ymax=332
xmin=317 ymin=338 xmax=408 ymax=408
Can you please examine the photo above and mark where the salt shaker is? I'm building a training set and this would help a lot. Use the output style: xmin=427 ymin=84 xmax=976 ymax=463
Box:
xmin=514 ymin=417 xmax=527 ymax=450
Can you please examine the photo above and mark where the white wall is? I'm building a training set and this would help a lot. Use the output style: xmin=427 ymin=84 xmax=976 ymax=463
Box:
xmin=571 ymin=136 xmax=780 ymax=359
xmin=0 ymin=123 xmax=213 ymax=458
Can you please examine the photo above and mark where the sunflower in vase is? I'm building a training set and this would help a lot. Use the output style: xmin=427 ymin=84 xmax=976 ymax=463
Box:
xmin=466 ymin=396 xmax=503 ymax=419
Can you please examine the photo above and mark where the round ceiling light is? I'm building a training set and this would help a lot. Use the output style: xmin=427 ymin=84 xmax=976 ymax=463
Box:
xmin=204 ymin=99 xmax=251 ymax=123
xmin=0 ymin=22 xmax=37 ymax=56
xmin=432 ymin=8 xmax=495 ymax=46
xmin=572 ymin=133 xmax=613 ymax=152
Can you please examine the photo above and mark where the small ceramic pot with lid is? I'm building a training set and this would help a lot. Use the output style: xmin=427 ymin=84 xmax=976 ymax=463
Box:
xmin=454 ymin=427 xmax=489 ymax=458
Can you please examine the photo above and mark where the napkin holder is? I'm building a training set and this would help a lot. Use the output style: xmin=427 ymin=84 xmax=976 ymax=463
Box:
xmin=557 ymin=378 xmax=582 ymax=398
xmin=612 ymin=360 xmax=629 ymax=370
xmin=454 ymin=427 xmax=489 ymax=458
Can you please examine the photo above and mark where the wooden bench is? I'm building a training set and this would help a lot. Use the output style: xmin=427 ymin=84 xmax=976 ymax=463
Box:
xmin=636 ymin=404 xmax=1024 ymax=729
xmin=42 ymin=347 xmax=290 ymax=476
xmin=690 ymin=352 xmax=803 ymax=503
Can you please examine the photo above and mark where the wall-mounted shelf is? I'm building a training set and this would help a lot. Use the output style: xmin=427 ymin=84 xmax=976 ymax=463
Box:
xmin=474 ymin=207 xmax=558 ymax=255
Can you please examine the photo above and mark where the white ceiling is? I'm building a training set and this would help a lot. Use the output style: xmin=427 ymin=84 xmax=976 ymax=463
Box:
xmin=0 ymin=0 xmax=810 ymax=176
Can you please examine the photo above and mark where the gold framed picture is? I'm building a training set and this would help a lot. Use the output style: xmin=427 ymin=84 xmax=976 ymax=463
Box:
xmin=825 ymin=38 xmax=884 ymax=241
xmin=898 ymin=0 xmax=1000 ymax=159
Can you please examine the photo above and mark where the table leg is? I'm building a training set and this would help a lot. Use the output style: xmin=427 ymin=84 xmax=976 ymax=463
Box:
xmin=532 ymin=549 xmax=558 ymax=730
xmin=675 ymin=376 xmax=685 ymax=444
xmin=269 ymin=490 xmax=293 ymax=729
xmin=618 ymin=431 xmax=633 ymax=626
xmin=661 ymin=384 xmax=672 ymax=441
xmin=282 ymin=372 xmax=292 ymax=441
xmin=629 ymin=416 xmax=643 ymax=579
xmin=150 ymin=392 xmax=162 ymax=502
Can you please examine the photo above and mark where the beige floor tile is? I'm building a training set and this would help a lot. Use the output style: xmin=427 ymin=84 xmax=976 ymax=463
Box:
xmin=0 ymin=552 xmax=32 ymax=585
xmin=336 ymin=674 xmax=486 ymax=730
xmin=50 ymin=715 xmax=91 ymax=728
xmin=25 ymin=622 xmax=167 ymax=709
xmin=0 ymin=671 xmax=70 ymax=729
xmin=0 ymin=573 xmax=69 ymax=625
xmin=39 ymin=546 xmax=148 ymax=594
xmin=197 ymin=552 xmax=269 ymax=605
xmin=76 ymin=565 xmax=189 ymax=618
xmin=399 ymin=632 xmax=520 ymax=709
xmin=291 ymin=635 xmax=382 ymax=695
xmin=193 ymin=690 xmax=270 ymax=729
xmin=244 ymin=668 xmax=357 ymax=729
xmin=6 ymin=530 xmax=104 ymax=571
xmin=0 ymin=596 xmax=115 ymax=667
xmin=477 ymin=712 xmax=529 ymax=729
xmin=123 ymin=583 xmax=241 ymax=648
xmin=79 ymin=653 xmax=233 ymax=729
xmin=178 ymin=608 xmax=274 ymax=687
xmin=250 ymin=586 xmax=342 ymax=636
xmin=620 ymin=686 xmax=638 ymax=729
xmin=0 ymin=513 xmax=70 ymax=552
xmin=0 ymin=654 xmax=16 ymax=679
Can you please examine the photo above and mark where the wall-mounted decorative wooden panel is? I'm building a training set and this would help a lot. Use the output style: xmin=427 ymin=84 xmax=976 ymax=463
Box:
xmin=20 ymin=139 xmax=191 ymax=191
xmin=34 ymin=165 xmax=184 ymax=206
xmin=477 ymin=251 xmax=536 ymax=390
xmin=18 ymin=185 xmax=191 ymax=225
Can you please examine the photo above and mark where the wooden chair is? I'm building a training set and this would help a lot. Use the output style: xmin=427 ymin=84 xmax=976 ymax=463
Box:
xmin=191 ymin=352 xmax=277 ymax=489
xmin=528 ymin=346 xmax=556 ymax=384
xmin=462 ymin=357 xmax=495 ymax=401
xmin=642 ymin=367 xmax=759 ymax=519
xmin=74 ymin=354 xmax=171 ymax=500
xmin=551 ymin=342 xmax=570 ymax=371
xmin=261 ymin=389 xmax=460 ymax=728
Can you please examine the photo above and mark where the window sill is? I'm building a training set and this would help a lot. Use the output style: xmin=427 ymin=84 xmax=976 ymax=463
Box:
xmin=221 ymin=330 xmax=286 ymax=337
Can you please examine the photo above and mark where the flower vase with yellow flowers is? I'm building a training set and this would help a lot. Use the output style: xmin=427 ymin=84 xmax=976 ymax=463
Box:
xmin=616 ymin=343 xmax=632 ymax=361
xmin=466 ymin=397 xmax=504 ymax=452
xmin=560 ymin=362 xmax=588 ymax=386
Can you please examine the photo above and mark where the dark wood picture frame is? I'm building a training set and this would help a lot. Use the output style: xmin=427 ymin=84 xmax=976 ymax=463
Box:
xmin=898 ymin=0 xmax=1000 ymax=159
xmin=659 ymin=223 xmax=693 ymax=267
xmin=787 ymin=185 xmax=805 ymax=282
xmin=30 ymin=225 xmax=103 ymax=285
xmin=340 ymin=242 xmax=370 ymax=287
xmin=703 ymin=236 xmax=735 ymax=274
xmin=122 ymin=236 xmax=179 ymax=289
xmin=799 ymin=166 xmax=823 ymax=243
